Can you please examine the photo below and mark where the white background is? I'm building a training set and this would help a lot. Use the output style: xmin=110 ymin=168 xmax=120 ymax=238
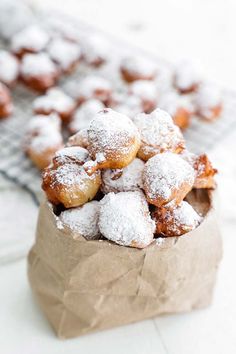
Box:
xmin=1 ymin=1 xmax=236 ymax=353
xmin=31 ymin=0 xmax=236 ymax=89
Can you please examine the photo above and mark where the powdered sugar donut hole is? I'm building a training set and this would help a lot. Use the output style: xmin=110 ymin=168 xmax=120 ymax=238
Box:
xmin=20 ymin=53 xmax=59 ymax=92
xmin=101 ymin=158 xmax=144 ymax=194
xmin=133 ymin=108 xmax=185 ymax=161
xmin=33 ymin=87 xmax=76 ymax=123
xmin=143 ymin=152 xmax=195 ymax=207
xmin=99 ymin=191 xmax=155 ymax=248
xmin=0 ymin=50 xmax=19 ymax=86
xmin=84 ymin=108 xmax=141 ymax=174
xmin=153 ymin=200 xmax=202 ymax=236
xmin=69 ymin=99 xmax=105 ymax=133
xmin=120 ymin=56 xmax=157 ymax=83
xmin=47 ymin=37 xmax=81 ymax=73
xmin=58 ymin=200 xmax=100 ymax=240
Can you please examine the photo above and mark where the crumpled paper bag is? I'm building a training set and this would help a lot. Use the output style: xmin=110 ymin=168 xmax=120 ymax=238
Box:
xmin=28 ymin=189 xmax=222 ymax=339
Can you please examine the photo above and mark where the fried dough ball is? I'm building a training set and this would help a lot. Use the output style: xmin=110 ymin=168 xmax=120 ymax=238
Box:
xmin=193 ymin=84 xmax=222 ymax=121
xmin=180 ymin=150 xmax=217 ymax=189
xmin=23 ymin=113 xmax=63 ymax=169
xmin=0 ymin=82 xmax=13 ymax=119
xmin=128 ymin=80 xmax=158 ymax=113
xmin=42 ymin=161 xmax=101 ymax=208
xmin=0 ymin=50 xmax=19 ymax=87
xmin=20 ymin=53 xmax=59 ymax=92
xmin=174 ymin=60 xmax=201 ymax=94
xmin=53 ymin=146 xmax=89 ymax=167
xmin=143 ymin=152 xmax=195 ymax=207
xmin=111 ymin=93 xmax=143 ymax=119
xmin=133 ymin=108 xmax=185 ymax=161
xmin=67 ymin=129 xmax=89 ymax=149
xmin=69 ymin=99 xmax=105 ymax=133
xmin=47 ymin=37 xmax=81 ymax=74
xmin=58 ymin=200 xmax=100 ymax=240
xmin=81 ymin=34 xmax=108 ymax=67
xmin=99 ymin=191 xmax=155 ymax=248
xmin=33 ymin=87 xmax=76 ymax=123
xmin=120 ymin=56 xmax=157 ymax=83
xmin=152 ymin=200 xmax=202 ymax=237
xmin=70 ymin=75 xmax=112 ymax=105
xmin=158 ymin=91 xmax=193 ymax=130
xmin=101 ymin=158 xmax=145 ymax=194
xmin=11 ymin=25 xmax=49 ymax=57
xmin=84 ymin=108 xmax=141 ymax=175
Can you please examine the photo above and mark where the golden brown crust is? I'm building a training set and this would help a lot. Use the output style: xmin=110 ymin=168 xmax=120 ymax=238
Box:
xmin=173 ymin=107 xmax=191 ymax=130
xmin=0 ymin=83 xmax=13 ymax=119
xmin=137 ymin=142 xmax=184 ymax=162
xmin=26 ymin=144 xmax=63 ymax=170
xmin=146 ymin=180 xmax=194 ymax=207
xmin=21 ymin=71 xmax=60 ymax=93
xmin=142 ymin=152 xmax=195 ymax=207
xmin=176 ymin=83 xmax=199 ymax=94
xmin=197 ymin=104 xmax=222 ymax=122
xmin=85 ymin=134 xmax=140 ymax=175
xmin=120 ymin=67 xmax=155 ymax=83
xmin=67 ymin=129 xmax=90 ymax=149
xmin=77 ymin=88 xmax=112 ymax=106
xmin=193 ymin=154 xmax=217 ymax=189
xmin=152 ymin=201 xmax=201 ymax=237
xmin=34 ymin=106 xmax=75 ymax=124
xmin=42 ymin=162 xmax=101 ymax=208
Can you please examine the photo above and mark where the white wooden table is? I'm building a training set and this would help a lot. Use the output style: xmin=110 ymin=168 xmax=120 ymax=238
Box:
xmin=1 ymin=0 xmax=236 ymax=353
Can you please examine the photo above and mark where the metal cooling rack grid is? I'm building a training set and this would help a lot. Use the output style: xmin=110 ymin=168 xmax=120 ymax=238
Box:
xmin=0 ymin=86 xmax=41 ymax=205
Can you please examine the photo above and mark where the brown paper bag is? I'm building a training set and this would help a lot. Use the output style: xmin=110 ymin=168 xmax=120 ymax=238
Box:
xmin=28 ymin=189 xmax=222 ymax=339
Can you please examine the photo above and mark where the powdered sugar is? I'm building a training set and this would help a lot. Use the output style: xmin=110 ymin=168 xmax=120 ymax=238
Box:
xmin=81 ymin=33 xmax=108 ymax=65
xmin=72 ymin=75 xmax=111 ymax=101
xmin=47 ymin=37 xmax=81 ymax=70
xmin=67 ymin=129 xmax=89 ymax=148
xmin=59 ymin=200 xmax=100 ymax=240
xmin=129 ymin=80 xmax=158 ymax=101
xmin=24 ymin=113 xmax=63 ymax=153
xmin=133 ymin=108 xmax=184 ymax=156
xmin=48 ymin=163 xmax=98 ymax=188
xmin=102 ymin=158 xmax=144 ymax=193
xmin=99 ymin=191 xmax=155 ymax=248
xmin=170 ymin=201 xmax=201 ymax=229
xmin=121 ymin=56 xmax=157 ymax=77
xmin=55 ymin=146 xmax=89 ymax=164
xmin=69 ymin=99 xmax=105 ymax=133
xmin=28 ymin=132 xmax=62 ymax=153
xmin=194 ymin=83 xmax=222 ymax=119
xmin=175 ymin=60 xmax=201 ymax=91
xmin=0 ymin=50 xmax=19 ymax=85
xmin=115 ymin=94 xmax=142 ymax=118
xmin=88 ymin=108 xmax=140 ymax=155
xmin=20 ymin=53 xmax=57 ymax=77
xmin=143 ymin=152 xmax=195 ymax=201
xmin=159 ymin=201 xmax=202 ymax=236
xmin=33 ymin=87 xmax=75 ymax=113
xmin=180 ymin=149 xmax=197 ymax=167
xmin=25 ymin=113 xmax=61 ymax=133
xmin=158 ymin=90 xmax=193 ymax=116
xmin=11 ymin=25 xmax=49 ymax=53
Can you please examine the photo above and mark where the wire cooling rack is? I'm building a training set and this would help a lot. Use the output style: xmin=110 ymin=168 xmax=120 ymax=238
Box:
xmin=1 ymin=12 xmax=236 ymax=206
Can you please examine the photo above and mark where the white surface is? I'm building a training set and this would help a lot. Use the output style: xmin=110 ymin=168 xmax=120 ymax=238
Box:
xmin=1 ymin=0 xmax=236 ymax=353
